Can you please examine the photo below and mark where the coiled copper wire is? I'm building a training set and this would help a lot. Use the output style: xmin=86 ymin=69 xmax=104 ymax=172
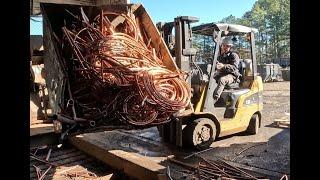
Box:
xmin=62 ymin=8 xmax=191 ymax=126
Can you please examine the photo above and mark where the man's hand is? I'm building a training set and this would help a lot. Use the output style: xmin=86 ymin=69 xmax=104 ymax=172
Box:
xmin=216 ymin=62 xmax=225 ymax=70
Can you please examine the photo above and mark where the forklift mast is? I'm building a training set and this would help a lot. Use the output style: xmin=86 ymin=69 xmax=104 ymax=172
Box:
xmin=174 ymin=16 xmax=199 ymax=84
xmin=157 ymin=16 xmax=199 ymax=85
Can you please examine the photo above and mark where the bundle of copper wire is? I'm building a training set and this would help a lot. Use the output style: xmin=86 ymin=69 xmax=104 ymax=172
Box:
xmin=61 ymin=8 xmax=191 ymax=126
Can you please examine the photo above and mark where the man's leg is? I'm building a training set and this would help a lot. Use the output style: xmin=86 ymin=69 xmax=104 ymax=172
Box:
xmin=213 ymin=74 xmax=235 ymax=100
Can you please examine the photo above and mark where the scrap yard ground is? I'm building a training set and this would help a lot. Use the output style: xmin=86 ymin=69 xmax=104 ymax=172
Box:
xmin=196 ymin=81 xmax=290 ymax=178
xmin=30 ymin=81 xmax=290 ymax=179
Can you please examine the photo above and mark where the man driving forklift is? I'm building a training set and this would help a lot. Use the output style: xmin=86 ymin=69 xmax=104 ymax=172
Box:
xmin=213 ymin=38 xmax=241 ymax=102
xmin=157 ymin=18 xmax=263 ymax=150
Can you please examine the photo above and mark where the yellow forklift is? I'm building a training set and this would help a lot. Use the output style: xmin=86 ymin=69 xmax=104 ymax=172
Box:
xmin=157 ymin=17 xmax=263 ymax=150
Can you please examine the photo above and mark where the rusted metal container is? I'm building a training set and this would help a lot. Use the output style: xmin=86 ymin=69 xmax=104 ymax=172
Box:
xmin=257 ymin=63 xmax=283 ymax=82
xmin=41 ymin=3 xmax=181 ymax=122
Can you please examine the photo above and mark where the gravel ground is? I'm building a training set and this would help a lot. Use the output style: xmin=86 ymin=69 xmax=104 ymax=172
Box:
xmin=30 ymin=81 xmax=290 ymax=179
xmin=199 ymin=81 xmax=290 ymax=179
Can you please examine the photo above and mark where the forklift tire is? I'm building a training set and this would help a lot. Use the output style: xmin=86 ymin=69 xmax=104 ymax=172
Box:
xmin=183 ymin=118 xmax=216 ymax=150
xmin=247 ymin=114 xmax=260 ymax=135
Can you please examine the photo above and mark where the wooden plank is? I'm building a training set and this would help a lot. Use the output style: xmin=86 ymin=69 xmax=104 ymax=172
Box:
xmin=31 ymin=0 xmax=129 ymax=15
xmin=274 ymin=119 xmax=290 ymax=122
xmin=39 ymin=0 xmax=94 ymax=6
xmin=32 ymin=0 xmax=94 ymax=15
xmin=31 ymin=0 xmax=41 ymax=15
xmin=96 ymin=0 xmax=129 ymax=6
xmin=51 ymin=173 xmax=114 ymax=180
xmin=274 ymin=116 xmax=290 ymax=126
xmin=69 ymin=131 xmax=168 ymax=180
xmin=30 ymin=123 xmax=54 ymax=136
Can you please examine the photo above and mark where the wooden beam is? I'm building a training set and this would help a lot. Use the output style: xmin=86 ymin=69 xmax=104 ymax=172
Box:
xmin=31 ymin=0 xmax=94 ymax=15
xmin=38 ymin=0 xmax=94 ymax=5
xmin=95 ymin=0 xmax=130 ymax=6
xmin=69 ymin=131 xmax=167 ymax=180
xmin=30 ymin=123 xmax=54 ymax=136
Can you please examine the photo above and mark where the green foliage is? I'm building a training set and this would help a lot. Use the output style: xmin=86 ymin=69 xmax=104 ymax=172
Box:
xmin=193 ymin=0 xmax=290 ymax=64
xmin=220 ymin=15 xmax=238 ymax=24
xmin=246 ymin=0 xmax=290 ymax=62
xmin=192 ymin=34 xmax=215 ymax=63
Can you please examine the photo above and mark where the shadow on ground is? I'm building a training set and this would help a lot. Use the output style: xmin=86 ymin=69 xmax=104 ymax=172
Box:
xmin=159 ymin=128 xmax=290 ymax=180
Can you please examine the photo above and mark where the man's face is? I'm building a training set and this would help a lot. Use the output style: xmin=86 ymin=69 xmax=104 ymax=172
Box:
xmin=222 ymin=44 xmax=231 ymax=53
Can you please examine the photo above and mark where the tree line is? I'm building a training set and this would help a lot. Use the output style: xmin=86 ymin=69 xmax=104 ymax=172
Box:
xmin=194 ymin=0 xmax=290 ymax=64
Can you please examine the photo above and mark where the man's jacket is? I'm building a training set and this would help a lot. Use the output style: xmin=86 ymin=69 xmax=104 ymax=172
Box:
xmin=216 ymin=51 xmax=241 ymax=79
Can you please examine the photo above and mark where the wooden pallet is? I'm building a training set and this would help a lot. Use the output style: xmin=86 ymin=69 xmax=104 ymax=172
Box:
xmin=274 ymin=117 xmax=290 ymax=127
xmin=30 ymin=146 xmax=113 ymax=179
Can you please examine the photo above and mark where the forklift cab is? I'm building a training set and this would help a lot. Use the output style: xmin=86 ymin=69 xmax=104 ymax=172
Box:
xmin=192 ymin=23 xmax=261 ymax=115
xmin=157 ymin=19 xmax=263 ymax=150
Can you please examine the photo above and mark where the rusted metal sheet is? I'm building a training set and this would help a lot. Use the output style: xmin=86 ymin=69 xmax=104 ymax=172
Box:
xmin=41 ymin=3 xmax=191 ymax=129
xmin=42 ymin=4 xmax=67 ymax=115
xmin=136 ymin=5 xmax=178 ymax=72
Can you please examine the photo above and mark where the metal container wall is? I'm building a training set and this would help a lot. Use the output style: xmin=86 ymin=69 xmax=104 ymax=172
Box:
xmin=41 ymin=3 xmax=179 ymax=116
xmin=281 ymin=68 xmax=290 ymax=81
xmin=257 ymin=63 xmax=283 ymax=82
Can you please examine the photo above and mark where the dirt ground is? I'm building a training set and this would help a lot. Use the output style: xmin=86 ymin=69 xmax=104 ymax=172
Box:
xmin=103 ymin=81 xmax=290 ymax=179
xmin=196 ymin=81 xmax=290 ymax=179
xmin=30 ymin=81 xmax=290 ymax=179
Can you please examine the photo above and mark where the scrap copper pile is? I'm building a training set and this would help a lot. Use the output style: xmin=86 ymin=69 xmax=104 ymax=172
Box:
xmin=169 ymin=157 xmax=268 ymax=180
xmin=60 ymin=8 xmax=191 ymax=127
xmin=30 ymin=145 xmax=101 ymax=180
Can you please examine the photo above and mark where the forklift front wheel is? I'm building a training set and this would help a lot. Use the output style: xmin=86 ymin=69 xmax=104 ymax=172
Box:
xmin=183 ymin=118 xmax=216 ymax=150
xmin=247 ymin=114 xmax=260 ymax=135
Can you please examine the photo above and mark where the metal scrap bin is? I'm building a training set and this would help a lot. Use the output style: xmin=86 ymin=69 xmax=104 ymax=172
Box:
xmin=257 ymin=63 xmax=283 ymax=82
xmin=281 ymin=67 xmax=290 ymax=81
xmin=41 ymin=3 xmax=178 ymax=117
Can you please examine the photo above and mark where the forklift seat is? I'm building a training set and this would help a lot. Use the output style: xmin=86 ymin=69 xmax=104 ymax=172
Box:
xmin=224 ymin=59 xmax=246 ymax=90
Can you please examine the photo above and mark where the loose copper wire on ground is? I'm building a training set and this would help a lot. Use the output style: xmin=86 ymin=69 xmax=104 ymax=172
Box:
xmin=61 ymin=8 xmax=191 ymax=126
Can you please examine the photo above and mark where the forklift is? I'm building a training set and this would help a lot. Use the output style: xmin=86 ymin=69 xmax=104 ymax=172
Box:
xmin=157 ymin=17 xmax=263 ymax=150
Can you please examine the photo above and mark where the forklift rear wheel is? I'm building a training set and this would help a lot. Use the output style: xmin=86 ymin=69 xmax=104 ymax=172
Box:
xmin=183 ymin=118 xmax=216 ymax=150
xmin=247 ymin=114 xmax=260 ymax=135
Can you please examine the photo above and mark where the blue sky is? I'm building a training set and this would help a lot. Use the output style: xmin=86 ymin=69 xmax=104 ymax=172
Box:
xmin=130 ymin=0 xmax=257 ymax=24
xmin=30 ymin=0 xmax=257 ymax=35
xmin=30 ymin=17 xmax=43 ymax=35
